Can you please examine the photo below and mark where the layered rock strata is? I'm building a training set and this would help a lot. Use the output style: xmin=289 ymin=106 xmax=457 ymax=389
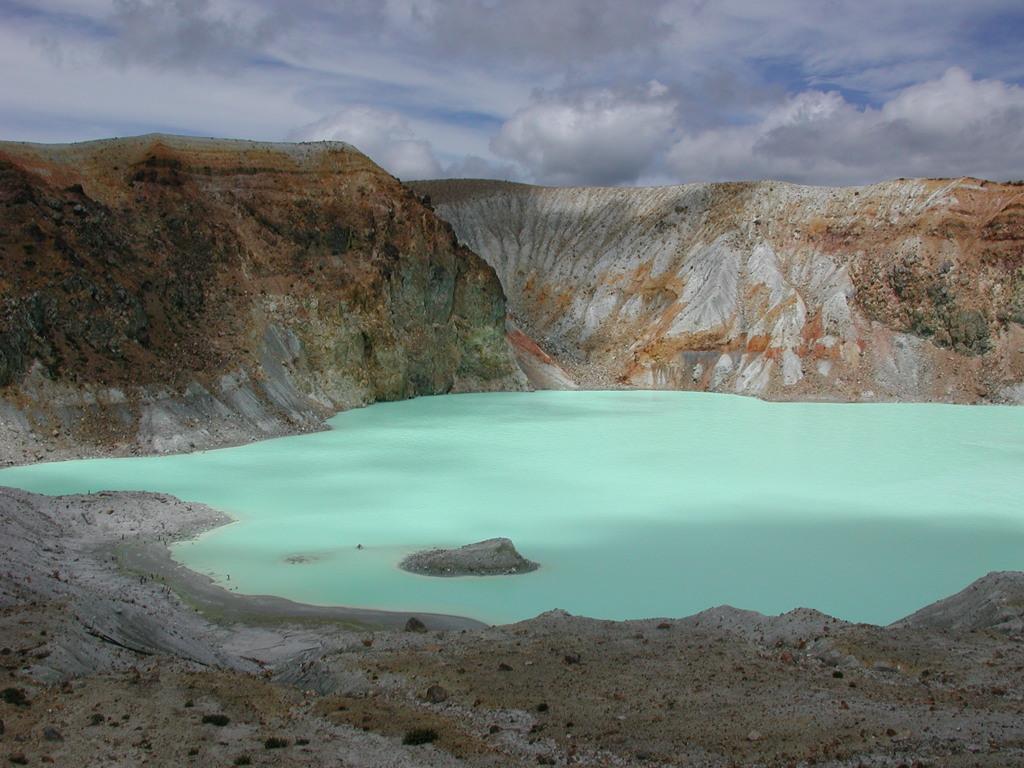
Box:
xmin=414 ymin=178 xmax=1024 ymax=402
xmin=0 ymin=136 xmax=525 ymax=463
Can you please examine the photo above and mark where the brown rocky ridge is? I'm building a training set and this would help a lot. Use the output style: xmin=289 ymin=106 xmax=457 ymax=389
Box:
xmin=0 ymin=135 xmax=526 ymax=466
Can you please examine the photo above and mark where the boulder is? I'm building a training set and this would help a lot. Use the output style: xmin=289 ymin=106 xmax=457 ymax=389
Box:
xmin=404 ymin=617 xmax=428 ymax=633
xmin=400 ymin=538 xmax=539 ymax=577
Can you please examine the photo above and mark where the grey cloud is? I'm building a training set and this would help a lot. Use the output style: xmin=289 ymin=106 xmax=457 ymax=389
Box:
xmin=666 ymin=69 xmax=1024 ymax=185
xmin=289 ymin=106 xmax=442 ymax=180
xmin=8 ymin=0 xmax=1024 ymax=190
xmin=100 ymin=0 xmax=390 ymax=72
xmin=491 ymin=83 xmax=678 ymax=186
xmin=657 ymin=0 xmax=1024 ymax=103
xmin=421 ymin=0 xmax=673 ymax=72
xmin=438 ymin=155 xmax=524 ymax=183
xmin=104 ymin=0 xmax=285 ymax=72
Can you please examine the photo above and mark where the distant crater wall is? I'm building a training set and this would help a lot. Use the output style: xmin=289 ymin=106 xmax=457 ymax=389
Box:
xmin=414 ymin=178 xmax=1024 ymax=403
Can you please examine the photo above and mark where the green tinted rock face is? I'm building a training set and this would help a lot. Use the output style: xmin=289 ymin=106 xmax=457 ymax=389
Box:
xmin=0 ymin=135 xmax=525 ymax=461
xmin=947 ymin=309 xmax=991 ymax=355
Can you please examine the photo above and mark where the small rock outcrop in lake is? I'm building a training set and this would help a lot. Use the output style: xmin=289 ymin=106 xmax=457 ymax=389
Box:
xmin=400 ymin=537 xmax=539 ymax=576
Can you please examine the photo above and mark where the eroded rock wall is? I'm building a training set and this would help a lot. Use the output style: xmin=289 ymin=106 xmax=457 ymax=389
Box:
xmin=415 ymin=178 xmax=1024 ymax=402
xmin=0 ymin=136 xmax=525 ymax=463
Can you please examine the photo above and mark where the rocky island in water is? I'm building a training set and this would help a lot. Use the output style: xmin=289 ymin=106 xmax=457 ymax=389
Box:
xmin=400 ymin=538 xmax=540 ymax=577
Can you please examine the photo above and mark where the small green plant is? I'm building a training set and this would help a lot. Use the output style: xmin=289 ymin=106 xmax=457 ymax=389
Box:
xmin=201 ymin=713 xmax=230 ymax=726
xmin=233 ymin=755 xmax=252 ymax=766
xmin=402 ymin=728 xmax=439 ymax=746
xmin=188 ymin=747 xmax=199 ymax=756
xmin=264 ymin=736 xmax=289 ymax=749
xmin=88 ymin=713 xmax=105 ymax=726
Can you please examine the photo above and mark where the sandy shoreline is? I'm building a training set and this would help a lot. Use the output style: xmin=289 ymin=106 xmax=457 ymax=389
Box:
xmin=0 ymin=482 xmax=485 ymax=633
xmin=115 ymin=539 xmax=487 ymax=630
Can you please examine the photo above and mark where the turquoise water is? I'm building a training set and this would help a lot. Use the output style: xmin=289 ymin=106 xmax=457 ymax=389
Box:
xmin=1 ymin=391 xmax=1022 ymax=625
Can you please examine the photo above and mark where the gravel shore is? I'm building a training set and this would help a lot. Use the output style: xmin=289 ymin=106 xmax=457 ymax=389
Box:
xmin=4 ymin=484 xmax=1024 ymax=766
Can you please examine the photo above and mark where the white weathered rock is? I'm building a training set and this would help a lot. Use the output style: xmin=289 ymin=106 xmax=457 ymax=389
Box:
xmin=418 ymin=177 xmax=1024 ymax=403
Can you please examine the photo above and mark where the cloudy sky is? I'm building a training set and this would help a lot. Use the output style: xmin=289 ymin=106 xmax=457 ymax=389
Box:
xmin=3 ymin=0 xmax=1024 ymax=187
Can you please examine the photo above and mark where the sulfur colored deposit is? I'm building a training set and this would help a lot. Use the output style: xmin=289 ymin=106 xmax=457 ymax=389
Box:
xmin=414 ymin=178 xmax=1024 ymax=402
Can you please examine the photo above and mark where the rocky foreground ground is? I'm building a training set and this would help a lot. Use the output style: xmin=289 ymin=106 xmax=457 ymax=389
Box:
xmin=3 ymin=486 xmax=1024 ymax=767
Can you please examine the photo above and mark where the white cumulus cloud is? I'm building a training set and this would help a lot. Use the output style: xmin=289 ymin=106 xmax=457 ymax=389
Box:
xmin=491 ymin=83 xmax=678 ymax=186
xmin=7 ymin=1 xmax=1024 ymax=186
xmin=667 ymin=68 xmax=1024 ymax=185
xmin=288 ymin=106 xmax=442 ymax=180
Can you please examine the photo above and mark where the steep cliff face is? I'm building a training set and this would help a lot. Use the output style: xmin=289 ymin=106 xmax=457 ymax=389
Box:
xmin=414 ymin=178 xmax=1024 ymax=402
xmin=0 ymin=136 xmax=525 ymax=463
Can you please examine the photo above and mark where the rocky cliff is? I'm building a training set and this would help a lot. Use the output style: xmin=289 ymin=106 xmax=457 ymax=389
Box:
xmin=5 ymin=141 xmax=1021 ymax=464
xmin=414 ymin=178 xmax=1024 ymax=402
xmin=0 ymin=136 xmax=525 ymax=463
